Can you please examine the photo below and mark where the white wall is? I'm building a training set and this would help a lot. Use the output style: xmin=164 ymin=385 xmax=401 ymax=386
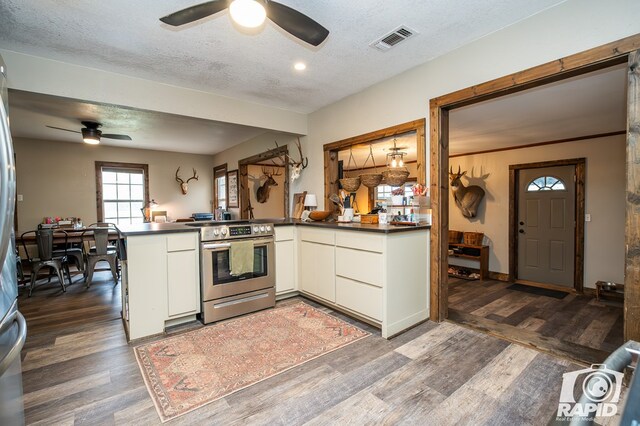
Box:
xmin=212 ymin=132 xmax=309 ymax=219
xmin=0 ymin=50 xmax=308 ymax=136
xmin=14 ymin=137 xmax=213 ymax=232
xmin=294 ymin=0 xmax=640 ymax=209
xmin=448 ymin=135 xmax=625 ymax=288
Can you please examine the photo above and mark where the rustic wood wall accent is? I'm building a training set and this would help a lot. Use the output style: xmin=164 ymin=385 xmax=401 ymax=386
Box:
xmin=507 ymin=158 xmax=585 ymax=292
xmin=322 ymin=119 xmax=427 ymax=213
xmin=625 ymin=50 xmax=640 ymax=342
xmin=429 ymin=34 xmax=640 ymax=335
xmin=95 ymin=161 xmax=149 ymax=222
xmin=238 ymin=146 xmax=290 ymax=219
xmin=429 ymin=105 xmax=449 ymax=322
xmin=213 ymin=163 xmax=227 ymax=211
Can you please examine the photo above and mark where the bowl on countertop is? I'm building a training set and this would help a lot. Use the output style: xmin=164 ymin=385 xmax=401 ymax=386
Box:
xmin=308 ymin=210 xmax=332 ymax=221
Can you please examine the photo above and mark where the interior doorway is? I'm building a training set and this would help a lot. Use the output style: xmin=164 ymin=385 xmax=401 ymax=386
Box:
xmin=431 ymin=34 xmax=639 ymax=359
xmin=510 ymin=159 xmax=585 ymax=292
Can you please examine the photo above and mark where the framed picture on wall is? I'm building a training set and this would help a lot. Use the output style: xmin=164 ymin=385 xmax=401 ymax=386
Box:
xmin=227 ymin=169 xmax=239 ymax=208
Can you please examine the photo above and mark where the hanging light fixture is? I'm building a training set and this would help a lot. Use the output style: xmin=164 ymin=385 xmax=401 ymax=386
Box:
xmin=81 ymin=127 xmax=101 ymax=145
xmin=229 ymin=0 xmax=267 ymax=28
xmin=386 ymin=138 xmax=407 ymax=168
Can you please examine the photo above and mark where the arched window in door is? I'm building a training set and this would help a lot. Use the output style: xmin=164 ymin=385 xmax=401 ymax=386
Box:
xmin=526 ymin=175 xmax=566 ymax=192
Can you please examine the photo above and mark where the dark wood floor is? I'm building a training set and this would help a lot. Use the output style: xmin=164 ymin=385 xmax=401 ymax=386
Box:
xmin=448 ymin=278 xmax=624 ymax=365
xmin=18 ymin=272 xmax=590 ymax=425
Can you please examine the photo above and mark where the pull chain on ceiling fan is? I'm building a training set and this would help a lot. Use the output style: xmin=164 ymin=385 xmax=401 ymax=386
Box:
xmin=160 ymin=0 xmax=329 ymax=47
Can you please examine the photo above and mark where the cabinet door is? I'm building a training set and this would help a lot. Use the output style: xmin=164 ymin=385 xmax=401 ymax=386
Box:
xmin=275 ymin=240 xmax=295 ymax=294
xmin=299 ymin=241 xmax=335 ymax=302
xmin=167 ymin=250 xmax=199 ymax=317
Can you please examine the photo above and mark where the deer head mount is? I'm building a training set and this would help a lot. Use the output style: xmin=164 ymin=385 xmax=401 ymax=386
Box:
xmin=273 ymin=137 xmax=308 ymax=181
xmin=449 ymin=165 xmax=485 ymax=218
xmin=175 ymin=167 xmax=198 ymax=195
xmin=256 ymin=166 xmax=282 ymax=204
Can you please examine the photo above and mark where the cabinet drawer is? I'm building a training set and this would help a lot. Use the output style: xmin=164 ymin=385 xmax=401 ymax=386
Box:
xmin=298 ymin=228 xmax=335 ymax=245
xmin=167 ymin=233 xmax=197 ymax=252
xmin=274 ymin=226 xmax=295 ymax=242
xmin=336 ymin=276 xmax=382 ymax=321
xmin=336 ymin=231 xmax=383 ymax=253
xmin=335 ymin=247 xmax=383 ymax=287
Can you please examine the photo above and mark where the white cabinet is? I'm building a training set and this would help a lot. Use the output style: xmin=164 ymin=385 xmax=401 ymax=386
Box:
xmin=166 ymin=233 xmax=199 ymax=318
xmin=275 ymin=226 xmax=296 ymax=295
xmin=123 ymin=231 xmax=200 ymax=341
xmin=167 ymin=250 xmax=199 ymax=317
xmin=296 ymin=226 xmax=429 ymax=338
xmin=299 ymin=239 xmax=335 ymax=303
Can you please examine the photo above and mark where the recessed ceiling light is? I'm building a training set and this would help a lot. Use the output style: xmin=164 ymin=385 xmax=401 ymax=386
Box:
xmin=294 ymin=62 xmax=307 ymax=71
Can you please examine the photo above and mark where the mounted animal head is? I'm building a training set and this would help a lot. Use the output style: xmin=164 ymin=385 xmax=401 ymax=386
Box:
xmin=274 ymin=137 xmax=308 ymax=181
xmin=256 ymin=166 xmax=282 ymax=204
xmin=449 ymin=165 xmax=486 ymax=218
xmin=175 ymin=167 xmax=198 ymax=195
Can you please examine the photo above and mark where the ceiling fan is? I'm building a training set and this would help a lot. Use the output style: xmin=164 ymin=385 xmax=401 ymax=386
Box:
xmin=46 ymin=121 xmax=132 ymax=145
xmin=160 ymin=0 xmax=329 ymax=47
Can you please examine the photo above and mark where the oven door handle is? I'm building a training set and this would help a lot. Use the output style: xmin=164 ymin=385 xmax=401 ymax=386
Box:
xmin=203 ymin=242 xmax=231 ymax=250
xmin=202 ymin=238 xmax=274 ymax=251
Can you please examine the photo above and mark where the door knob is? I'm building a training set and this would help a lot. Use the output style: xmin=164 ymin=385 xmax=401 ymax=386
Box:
xmin=519 ymin=221 xmax=524 ymax=226
xmin=519 ymin=229 xmax=525 ymax=234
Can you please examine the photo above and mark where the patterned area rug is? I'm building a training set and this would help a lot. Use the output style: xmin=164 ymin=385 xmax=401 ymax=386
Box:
xmin=134 ymin=302 xmax=369 ymax=422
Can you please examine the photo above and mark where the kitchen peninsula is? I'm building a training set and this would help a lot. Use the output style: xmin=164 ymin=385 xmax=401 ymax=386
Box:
xmin=119 ymin=220 xmax=429 ymax=341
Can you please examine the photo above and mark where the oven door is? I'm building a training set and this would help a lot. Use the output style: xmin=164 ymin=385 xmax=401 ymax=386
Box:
xmin=201 ymin=237 xmax=275 ymax=301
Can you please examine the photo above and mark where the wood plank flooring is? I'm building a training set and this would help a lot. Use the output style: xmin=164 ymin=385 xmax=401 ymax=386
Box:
xmin=448 ymin=278 xmax=624 ymax=364
xmin=18 ymin=273 xmax=588 ymax=425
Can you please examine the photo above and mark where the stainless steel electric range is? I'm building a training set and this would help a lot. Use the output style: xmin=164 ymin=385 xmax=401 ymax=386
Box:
xmin=194 ymin=221 xmax=275 ymax=324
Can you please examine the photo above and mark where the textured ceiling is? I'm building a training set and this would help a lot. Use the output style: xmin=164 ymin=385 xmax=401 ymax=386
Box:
xmin=449 ymin=63 xmax=627 ymax=156
xmin=9 ymin=90 xmax=268 ymax=154
xmin=0 ymin=0 xmax=567 ymax=114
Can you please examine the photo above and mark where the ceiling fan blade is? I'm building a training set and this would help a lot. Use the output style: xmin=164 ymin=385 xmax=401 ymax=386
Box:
xmin=102 ymin=134 xmax=132 ymax=141
xmin=46 ymin=125 xmax=80 ymax=134
xmin=266 ymin=1 xmax=329 ymax=46
xmin=160 ymin=0 xmax=229 ymax=26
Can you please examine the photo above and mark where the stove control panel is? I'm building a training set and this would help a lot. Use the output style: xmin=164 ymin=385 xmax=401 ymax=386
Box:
xmin=201 ymin=223 xmax=274 ymax=241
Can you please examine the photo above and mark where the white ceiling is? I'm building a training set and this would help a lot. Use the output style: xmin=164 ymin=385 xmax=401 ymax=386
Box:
xmin=449 ymin=63 xmax=628 ymax=156
xmin=0 ymin=0 xmax=567 ymax=114
xmin=8 ymin=90 xmax=268 ymax=154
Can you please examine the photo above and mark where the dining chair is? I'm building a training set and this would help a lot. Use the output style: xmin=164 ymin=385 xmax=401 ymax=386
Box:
xmin=20 ymin=229 xmax=70 ymax=296
xmin=81 ymin=224 xmax=121 ymax=287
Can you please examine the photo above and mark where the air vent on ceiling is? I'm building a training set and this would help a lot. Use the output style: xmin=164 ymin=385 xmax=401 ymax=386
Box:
xmin=370 ymin=26 xmax=417 ymax=51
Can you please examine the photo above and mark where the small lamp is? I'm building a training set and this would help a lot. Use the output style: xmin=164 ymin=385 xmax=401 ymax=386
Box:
xmin=304 ymin=194 xmax=317 ymax=211
xmin=142 ymin=199 xmax=158 ymax=222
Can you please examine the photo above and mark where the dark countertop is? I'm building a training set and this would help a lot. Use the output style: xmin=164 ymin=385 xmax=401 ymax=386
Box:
xmin=268 ymin=218 xmax=430 ymax=234
xmin=117 ymin=222 xmax=200 ymax=236
xmin=118 ymin=218 xmax=430 ymax=236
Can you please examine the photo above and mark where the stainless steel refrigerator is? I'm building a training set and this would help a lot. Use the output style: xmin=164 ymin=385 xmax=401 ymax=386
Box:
xmin=0 ymin=54 xmax=27 ymax=425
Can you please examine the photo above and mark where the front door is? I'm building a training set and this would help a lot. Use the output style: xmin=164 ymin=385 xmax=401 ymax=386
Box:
xmin=517 ymin=165 xmax=575 ymax=287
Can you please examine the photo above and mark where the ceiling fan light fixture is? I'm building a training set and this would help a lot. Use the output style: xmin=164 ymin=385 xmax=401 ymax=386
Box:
xmin=81 ymin=127 xmax=101 ymax=145
xmin=229 ymin=0 xmax=266 ymax=28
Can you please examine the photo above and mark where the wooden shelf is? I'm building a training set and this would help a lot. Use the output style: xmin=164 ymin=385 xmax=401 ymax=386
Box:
xmin=448 ymin=243 xmax=489 ymax=280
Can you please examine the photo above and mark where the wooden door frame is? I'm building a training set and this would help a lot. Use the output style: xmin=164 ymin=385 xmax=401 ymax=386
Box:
xmin=508 ymin=158 xmax=585 ymax=292
xmin=238 ymin=145 xmax=290 ymax=219
xmin=323 ymin=119 xmax=427 ymax=213
xmin=429 ymin=34 xmax=640 ymax=343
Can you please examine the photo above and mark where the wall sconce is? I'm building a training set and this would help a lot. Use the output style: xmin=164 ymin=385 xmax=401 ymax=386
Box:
xmin=386 ymin=138 xmax=407 ymax=168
